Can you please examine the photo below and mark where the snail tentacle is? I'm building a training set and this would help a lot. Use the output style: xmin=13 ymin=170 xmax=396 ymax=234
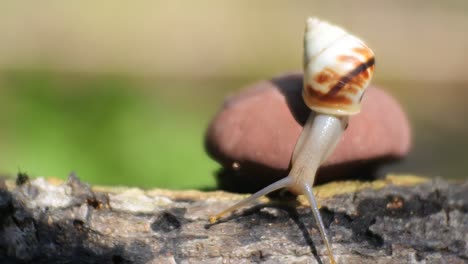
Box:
xmin=303 ymin=183 xmax=337 ymax=264
xmin=209 ymin=176 xmax=292 ymax=224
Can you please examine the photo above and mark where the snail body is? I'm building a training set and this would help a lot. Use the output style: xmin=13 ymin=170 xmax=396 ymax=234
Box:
xmin=210 ymin=17 xmax=375 ymax=264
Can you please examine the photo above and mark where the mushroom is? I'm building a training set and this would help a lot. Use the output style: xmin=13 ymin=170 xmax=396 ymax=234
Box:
xmin=205 ymin=76 xmax=411 ymax=192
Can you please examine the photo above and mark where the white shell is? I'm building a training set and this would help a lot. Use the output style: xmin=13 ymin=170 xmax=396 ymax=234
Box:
xmin=303 ymin=17 xmax=375 ymax=116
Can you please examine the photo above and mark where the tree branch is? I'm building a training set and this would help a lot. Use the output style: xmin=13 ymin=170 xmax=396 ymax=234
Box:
xmin=0 ymin=174 xmax=466 ymax=263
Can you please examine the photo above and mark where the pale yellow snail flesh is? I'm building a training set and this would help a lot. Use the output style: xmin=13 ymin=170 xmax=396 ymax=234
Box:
xmin=209 ymin=17 xmax=375 ymax=264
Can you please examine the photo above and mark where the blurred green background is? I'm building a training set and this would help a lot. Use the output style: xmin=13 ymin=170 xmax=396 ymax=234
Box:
xmin=0 ymin=1 xmax=467 ymax=189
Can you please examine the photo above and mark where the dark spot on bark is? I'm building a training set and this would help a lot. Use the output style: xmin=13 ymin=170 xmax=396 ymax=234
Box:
xmin=172 ymin=198 xmax=196 ymax=203
xmin=365 ymin=229 xmax=384 ymax=248
xmin=112 ymin=255 xmax=125 ymax=264
xmin=413 ymin=244 xmax=436 ymax=260
xmin=415 ymin=251 xmax=426 ymax=261
xmin=358 ymin=193 xmax=445 ymax=220
xmin=317 ymin=207 xmax=335 ymax=228
xmin=86 ymin=193 xmax=109 ymax=210
xmin=323 ymin=205 xmax=386 ymax=248
xmin=151 ymin=212 xmax=182 ymax=233
xmin=16 ymin=172 xmax=29 ymax=186
xmin=73 ymin=219 xmax=84 ymax=231
xmin=250 ymin=250 xmax=266 ymax=262
xmin=0 ymin=190 xmax=13 ymax=228
xmin=449 ymin=187 xmax=468 ymax=213
xmin=449 ymin=240 xmax=466 ymax=255
xmin=86 ymin=198 xmax=101 ymax=209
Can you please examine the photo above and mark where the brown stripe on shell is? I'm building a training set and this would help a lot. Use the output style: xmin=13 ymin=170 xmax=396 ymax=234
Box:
xmin=305 ymin=84 xmax=353 ymax=105
xmin=326 ymin=57 xmax=375 ymax=97
xmin=314 ymin=68 xmax=360 ymax=95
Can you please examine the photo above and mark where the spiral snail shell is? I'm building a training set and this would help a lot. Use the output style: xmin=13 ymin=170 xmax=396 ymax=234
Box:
xmin=303 ymin=18 xmax=375 ymax=116
xmin=209 ymin=18 xmax=375 ymax=264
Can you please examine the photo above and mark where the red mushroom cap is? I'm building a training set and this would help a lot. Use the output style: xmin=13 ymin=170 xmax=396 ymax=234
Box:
xmin=205 ymin=73 xmax=411 ymax=192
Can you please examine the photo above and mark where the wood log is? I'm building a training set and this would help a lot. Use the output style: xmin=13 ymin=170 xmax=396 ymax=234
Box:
xmin=0 ymin=174 xmax=466 ymax=263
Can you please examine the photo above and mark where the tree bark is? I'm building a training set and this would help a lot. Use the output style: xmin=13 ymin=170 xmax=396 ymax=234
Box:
xmin=0 ymin=174 xmax=466 ymax=264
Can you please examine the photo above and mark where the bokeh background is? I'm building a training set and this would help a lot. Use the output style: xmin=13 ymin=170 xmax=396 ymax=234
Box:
xmin=0 ymin=1 xmax=467 ymax=189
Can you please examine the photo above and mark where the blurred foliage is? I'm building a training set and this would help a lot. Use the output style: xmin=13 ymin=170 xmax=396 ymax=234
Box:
xmin=0 ymin=1 xmax=467 ymax=189
xmin=0 ymin=70 xmax=248 ymax=189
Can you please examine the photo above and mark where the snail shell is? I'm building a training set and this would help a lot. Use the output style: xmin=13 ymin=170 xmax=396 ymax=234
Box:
xmin=303 ymin=17 xmax=375 ymax=116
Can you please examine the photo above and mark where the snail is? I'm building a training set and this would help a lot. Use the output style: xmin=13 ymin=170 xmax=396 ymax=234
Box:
xmin=209 ymin=17 xmax=375 ymax=264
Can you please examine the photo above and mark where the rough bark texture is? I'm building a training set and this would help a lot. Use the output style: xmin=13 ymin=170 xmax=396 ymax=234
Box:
xmin=0 ymin=174 xmax=467 ymax=264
